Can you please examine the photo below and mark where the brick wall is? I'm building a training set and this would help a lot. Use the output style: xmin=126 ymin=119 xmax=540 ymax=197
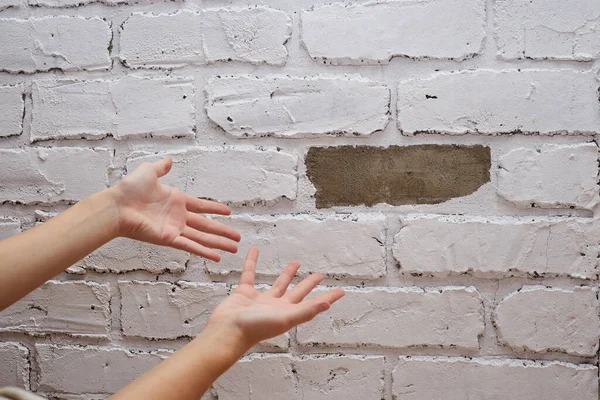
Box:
xmin=0 ymin=0 xmax=599 ymax=398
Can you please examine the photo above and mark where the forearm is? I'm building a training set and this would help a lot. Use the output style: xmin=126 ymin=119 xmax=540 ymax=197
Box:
xmin=0 ymin=189 xmax=119 ymax=310
xmin=110 ymin=326 xmax=248 ymax=400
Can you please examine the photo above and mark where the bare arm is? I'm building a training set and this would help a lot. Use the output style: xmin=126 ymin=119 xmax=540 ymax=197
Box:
xmin=0 ymin=157 xmax=241 ymax=311
xmin=111 ymin=247 xmax=344 ymax=400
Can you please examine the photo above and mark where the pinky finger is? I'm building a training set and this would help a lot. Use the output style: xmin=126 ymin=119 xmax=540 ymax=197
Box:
xmin=171 ymin=236 xmax=221 ymax=262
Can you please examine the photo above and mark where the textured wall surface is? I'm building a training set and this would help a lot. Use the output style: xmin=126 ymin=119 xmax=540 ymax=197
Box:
xmin=0 ymin=0 xmax=599 ymax=398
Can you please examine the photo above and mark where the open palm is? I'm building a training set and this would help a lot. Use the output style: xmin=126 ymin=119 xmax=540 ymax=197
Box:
xmin=206 ymin=248 xmax=345 ymax=346
xmin=110 ymin=157 xmax=241 ymax=262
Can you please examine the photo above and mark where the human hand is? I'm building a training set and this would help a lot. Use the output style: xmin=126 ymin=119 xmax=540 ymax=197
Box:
xmin=108 ymin=157 xmax=241 ymax=262
xmin=205 ymin=247 xmax=345 ymax=349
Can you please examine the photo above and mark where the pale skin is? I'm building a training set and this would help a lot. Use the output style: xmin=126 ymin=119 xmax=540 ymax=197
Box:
xmin=0 ymin=157 xmax=345 ymax=399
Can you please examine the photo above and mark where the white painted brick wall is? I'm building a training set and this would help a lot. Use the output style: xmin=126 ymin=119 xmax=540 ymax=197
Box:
xmin=82 ymin=238 xmax=189 ymax=274
xmin=397 ymin=70 xmax=600 ymax=135
xmin=0 ymin=0 xmax=599 ymax=397
xmin=126 ymin=148 xmax=298 ymax=205
xmin=31 ymin=77 xmax=195 ymax=141
xmin=393 ymin=215 xmax=599 ymax=279
xmin=496 ymin=143 xmax=600 ymax=210
xmin=0 ymin=281 xmax=111 ymax=337
xmin=36 ymin=344 xmax=169 ymax=394
xmin=495 ymin=0 xmax=600 ymax=60
xmin=494 ymin=286 xmax=600 ymax=356
xmin=205 ymin=76 xmax=390 ymax=137
xmin=213 ymin=354 xmax=384 ymax=399
xmin=0 ymin=84 xmax=23 ymax=137
xmin=0 ymin=342 xmax=29 ymax=388
xmin=392 ymin=356 xmax=598 ymax=399
xmin=207 ymin=213 xmax=386 ymax=279
xmin=301 ymin=0 xmax=485 ymax=64
xmin=119 ymin=281 xmax=228 ymax=339
xmin=120 ymin=8 xmax=291 ymax=68
xmin=0 ymin=147 xmax=112 ymax=203
xmin=0 ymin=17 xmax=111 ymax=73
xmin=297 ymin=287 xmax=484 ymax=349
xmin=0 ymin=217 xmax=20 ymax=239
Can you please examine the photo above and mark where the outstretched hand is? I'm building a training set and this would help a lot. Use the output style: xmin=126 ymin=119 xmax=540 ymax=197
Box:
xmin=109 ymin=157 xmax=241 ymax=262
xmin=205 ymin=247 xmax=345 ymax=347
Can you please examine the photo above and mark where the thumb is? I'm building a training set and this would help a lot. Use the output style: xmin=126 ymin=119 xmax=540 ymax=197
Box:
xmin=153 ymin=157 xmax=172 ymax=178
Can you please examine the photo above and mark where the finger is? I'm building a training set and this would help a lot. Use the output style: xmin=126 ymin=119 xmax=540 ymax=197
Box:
xmin=265 ymin=261 xmax=301 ymax=298
xmin=152 ymin=157 xmax=172 ymax=178
xmin=239 ymin=247 xmax=259 ymax=287
xmin=283 ymin=272 xmax=325 ymax=303
xmin=181 ymin=226 xmax=238 ymax=254
xmin=287 ymin=288 xmax=345 ymax=326
xmin=187 ymin=213 xmax=241 ymax=242
xmin=186 ymin=196 xmax=231 ymax=216
xmin=171 ymin=236 xmax=221 ymax=262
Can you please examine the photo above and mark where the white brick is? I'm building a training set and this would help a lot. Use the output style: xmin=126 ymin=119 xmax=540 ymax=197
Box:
xmin=0 ymin=281 xmax=110 ymax=337
xmin=31 ymin=77 xmax=194 ymax=141
xmin=393 ymin=216 xmax=599 ymax=279
xmin=0 ymin=0 xmax=21 ymax=10
xmin=0 ymin=17 xmax=110 ymax=73
xmin=293 ymin=355 xmax=384 ymax=399
xmin=208 ymin=214 xmax=385 ymax=279
xmin=497 ymin=143 xmax=600 ymax=210
xmin=214 ymin=354 xmax=293 ymax=399
xmin=301 ymin=0 xmax=485 ymax=64
xmin=36 ymin=344 xmax=169 ymax=394
xmin=120 ymin=8 xmax=291 ymax=68
xmin=28 ymin=0 xmax=161 ymax=7
xmin=0 ymin=218 xmax=20 ymax=240
xmin=126 ymin=148 xmax=297 ymax=205
xmin=0 ymin=147 xmax=111 ymax=203
xmin=495 ymin=0 xmax=600 ymax=60
xmin=82 ymin=238 xmax=188 ymax=274
xmin=297 ymin=287 xmax=483 ymax=349
xmin=495 ymin=286 xmax=600 ymax=356
xmin=0 ymin=342 xmax=29 ymax=388
xmin=397 ymin=70 xmax=600 ymax=134
xmin=214 ymin=354 xmax=383 ymax=400
xmin=205 ymin=76 xmax=389 ymax=137
xmin=0 ymin=85 xmax=24 ymax=137
xmin=392 ymin=356 xmax=598 ymax=399
xmin=119 ymin=281 xmax=228 ymax=339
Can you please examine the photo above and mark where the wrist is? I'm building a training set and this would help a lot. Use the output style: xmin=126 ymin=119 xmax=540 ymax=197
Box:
xmin=86 ymin=189 xmax=121 ymax=241
xmin=198 ymin=323 xmax=251 ymax=360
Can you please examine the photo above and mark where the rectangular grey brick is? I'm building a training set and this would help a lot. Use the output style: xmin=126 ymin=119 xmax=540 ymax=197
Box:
xmin=31 ymin=77 xmax=195 ymax=141
xmin=495 ymin=0 xmax=600 ymax=60
xmin=0 ymin=342 xmax=29 ymax=388
xmin=0 ymin=147 xmax=112 ymax=203
xmin=392 ymin=356 xmax=598 ymax=399
xmin=0 ymin=281 xmax=110 ymax=337
xmin=495 ymin=286 xmax=600 ymax=356
xmin=393 ymin=216 xmax=598 ymax=279
xmin=120 ymin=7 xmax=291 ymax=68
xmin=205 ymin=76 xmax=389 ymax=137
xmin=297 ymin=287 xmax=484 ymax=349
xmin=0 ymin=84 xmax=24 ymax=137
xmin=126 ymin=148 xmax=297 ymax=205
xmin=214 ymin=354 xmax=384 ymax=400
xmin=0 ymin=17 xmax=110 ymax=72
xmin=208 ymin=214 xmax=386 ymax=279
xmin=302 ymin=0 xmax=485 ymax=64
xmin=398 ymin=70 xmax=600 ymax=135
xmin=36 ymin=344 xmax=169 ymax=394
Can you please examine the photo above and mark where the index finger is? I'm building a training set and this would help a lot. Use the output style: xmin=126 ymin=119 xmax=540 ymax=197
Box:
xmin=239 ymin=247 xmax=259 ymax=287
xmin=186 ymin=196 xmax=231 ymax=216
